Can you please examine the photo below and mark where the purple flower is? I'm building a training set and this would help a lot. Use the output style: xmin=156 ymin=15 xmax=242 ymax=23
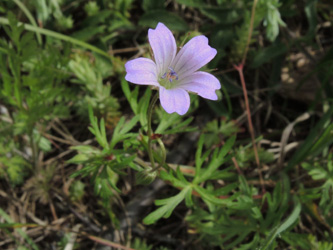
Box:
xmin=125 ymin=22 xmax=221 ymax=115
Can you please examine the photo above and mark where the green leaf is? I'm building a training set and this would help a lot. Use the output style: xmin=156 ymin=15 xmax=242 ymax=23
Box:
xmin=287 ymin=105 xmax=333 ymax=169
xmin=195 ymin=134 xmax=206 ymax=174
xmin=155 ymin=109 xmax=194 ymax=134
xmin=70 ymin=180 xmax=85 ymax=201
xmin=304 ymin=0 xmax=317 ymax=38
xmin=194 ymin=185 xmax=235 ymax=206
xmin=12 ymin=0 xmax=42 ymax=44
xmin=88 ymin=107 xmax=109 ymax=150
xmin=138 ymin=88 xmax=152 ymax=130
xmin=139 ymin=10 xmax=189 ymax=31
xmin=143 ymin=186 xmax=191 ymax=225
xmin=159 ymin=170 xmax=188 ymax=189
xmin=263 ymin=1 xmax=286 ymax=41
xmin=309 ymin=168 xmax=328 ymax=180
xmin=71 ymin=25 xmax=105 ymax=41
xmin=194 ymin=135 xmax=235 ymax=184
xmin=142 ymin=0 xmax=165 ymax=11
xmin=252 ymin=42 xmax=287 ymax=68
xmin=0 ymin=208 xmax=39 ymax=250
xmin=121 ymin=79 xmax=139 ymax=114
xmin=201 ymin=7 xmax=241 ymax=23
xmin=0 ymin=17 xmax=110 ymax=58
xmin=110 ymin=115 xmax=139 ymax=149
xmin=259 ymin=196 xmax=301 ymax=250
xmin=175 ymin=0 xmax=205 ymax=7
xmin=67 ymin=154 xmax=90 ymax=164
xmin=308 ymin=123 xmax=333 ymax=157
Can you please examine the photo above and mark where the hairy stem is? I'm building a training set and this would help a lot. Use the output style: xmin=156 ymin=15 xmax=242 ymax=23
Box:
xmin=147 ymin=92 xmax=159 ymax=169
xmin=236 ymin=0 xmax=265 ymax=192
xmin=150 ymin=138 xmax=166 ymax=173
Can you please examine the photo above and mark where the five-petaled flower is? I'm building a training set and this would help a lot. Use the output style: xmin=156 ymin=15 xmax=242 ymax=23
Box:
xmin=125 ymin=22 xmax=221 ymax=115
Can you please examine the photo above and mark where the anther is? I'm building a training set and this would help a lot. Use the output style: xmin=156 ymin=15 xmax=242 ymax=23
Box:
xmin=161 ymin=67 xmax=178 ymax=82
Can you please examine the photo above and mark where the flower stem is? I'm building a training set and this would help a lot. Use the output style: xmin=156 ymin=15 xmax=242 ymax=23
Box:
xmin=147 ymin=92 xmax=159 ymax=169
xmin=234 ymin=63 xmax=265 ymax=193
xmin=157 ymin=138 xmax=166 ymax=167
xmin=150 ymin=138 xmax=167 ymax=173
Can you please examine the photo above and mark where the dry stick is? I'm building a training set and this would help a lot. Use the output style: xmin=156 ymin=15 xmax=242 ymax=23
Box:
xmin=85 ymin=234 xmax=137 ymax=250
xmin=234 ymin=0 xmax=265 ymax=193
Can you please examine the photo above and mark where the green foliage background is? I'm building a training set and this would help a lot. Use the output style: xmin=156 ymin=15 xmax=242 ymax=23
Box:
xmin=0 ymin=0 xmax=332 ymax=249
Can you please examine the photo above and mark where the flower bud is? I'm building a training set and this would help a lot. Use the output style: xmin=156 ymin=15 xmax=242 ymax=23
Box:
xmin=136 ymin=168 xmax=157 ymax=185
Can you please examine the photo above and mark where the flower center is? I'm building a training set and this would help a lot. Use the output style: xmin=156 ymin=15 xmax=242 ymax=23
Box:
xmin=159 ymin=67 xmax=179 ymax=89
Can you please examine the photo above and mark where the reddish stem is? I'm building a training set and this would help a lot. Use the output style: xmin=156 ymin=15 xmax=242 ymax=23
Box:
xmin=234 ymin=63 xmax=265 ymax=193
xmin=232 ymin=157 xmax=243 ymax=176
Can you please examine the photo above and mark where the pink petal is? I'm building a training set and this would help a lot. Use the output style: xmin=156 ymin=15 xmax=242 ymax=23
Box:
xmin=172 ymin=36 xmax=217 ymax=79
xmin=178 ymin=72 xmax=220 ymax=100
xmin=148 ymin=23 xmax=177 ymax=76
xmin=125 ymin=58 xmax=159 ymax=86
xmin=159 ymin=87 xmax=190 ymax=115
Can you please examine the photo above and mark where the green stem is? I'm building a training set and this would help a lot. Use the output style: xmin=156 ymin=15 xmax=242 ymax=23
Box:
xmin=157 ymin=138 xmax=166 ymax=167
xmin=0 ymin=17 xmax=110 ymax=58
xmin=147 ymin=92 xmax=159 ymax=169
xmin=150 ymin=138 xmax=166 ymax=172
xmin=13 ymin=0 xmax=42 ymax=45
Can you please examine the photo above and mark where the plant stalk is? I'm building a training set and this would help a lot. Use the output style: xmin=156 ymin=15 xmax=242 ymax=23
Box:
xmin=150 ymin=138 xmax=166 ymax=172
xmin=234 ymin=64 xmax=265 ymax=193
xmin=147 ymin=92 xmax=159 ymax=170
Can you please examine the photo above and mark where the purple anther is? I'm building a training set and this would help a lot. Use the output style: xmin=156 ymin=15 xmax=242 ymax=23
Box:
xmin=162 ymin=67 xmax=179 ymax=82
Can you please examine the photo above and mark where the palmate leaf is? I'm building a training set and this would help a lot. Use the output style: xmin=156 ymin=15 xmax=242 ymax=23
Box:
xmin=121 ymin=85 xmax=151 ymax=130
xmin=110 ymin=115 xmax=139 ymax=149
xmin=261 ymin=174 xmax=290 ymax=231
xmin=263 ymin=0 xmax=286 ymax=42
xmin=194 ymin=185 xmax=233 ymax=206
xmin=259 ymin=196 xmax=301 ymax=250
xmin=155 ymin=112 xmax=195 ymax=134
xmin=143 ymin=186 xmax=192 ymax=225
xmin=159 ymin=169 xmax=188 ymax=189
xmin=88 ymin=106 xmax=108 ymax=149
xmin=186 ymin=205 xmax=256 ymax=248
xmin=194 ymin=135 xmax=235 ymax=184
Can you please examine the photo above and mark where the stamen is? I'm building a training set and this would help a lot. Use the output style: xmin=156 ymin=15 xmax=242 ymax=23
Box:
xmin=161 ymin=67 xmax=178 ymax=82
